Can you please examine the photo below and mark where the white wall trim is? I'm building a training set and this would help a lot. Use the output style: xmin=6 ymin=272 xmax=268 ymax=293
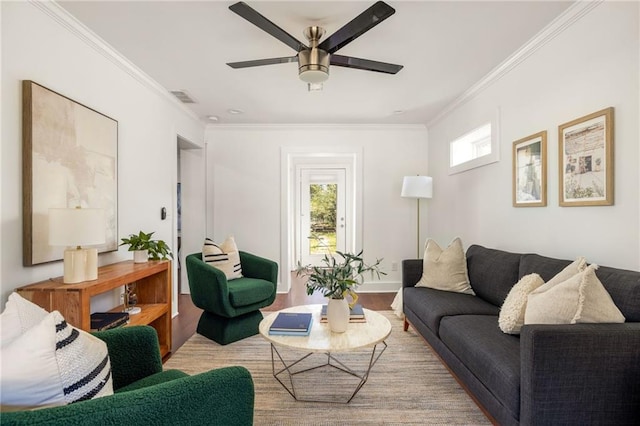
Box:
xmin=208 ymin=123 xmax=427 ymax=131
xmin=30 ymin=0 xmax=202 ymax=124
xmin=427 ymin=0 xmax=603 ymax=127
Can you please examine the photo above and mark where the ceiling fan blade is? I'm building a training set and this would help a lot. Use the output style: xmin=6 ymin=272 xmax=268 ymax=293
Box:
xmin=229 ymin=2 xmax=307 ymax=52
xmin=331 ymin=54 xmax=403 ymax=74
xmin=318 ymin=1 xmax=395 ymax=54
xmin=227 ymin=56 xmax=298 ymax=69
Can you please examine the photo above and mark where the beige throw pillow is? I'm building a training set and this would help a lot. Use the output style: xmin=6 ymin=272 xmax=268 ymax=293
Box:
xmin=498 ymin=273 xmax=545 ymax=334
xmin=202 ymin=236 xmax=243 ymax=280
xmin=525 ymin=265 xmax=625 ymax=325
xmin=415 ymin=237 xmax=474 ymax=295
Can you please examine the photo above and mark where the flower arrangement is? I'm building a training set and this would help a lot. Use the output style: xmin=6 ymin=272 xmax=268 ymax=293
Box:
xmin=295 ymin=250 xmax=385 ymax=304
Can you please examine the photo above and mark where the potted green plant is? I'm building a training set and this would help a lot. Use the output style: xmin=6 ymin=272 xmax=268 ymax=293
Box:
xmin=119 ymin=231 xmax=173 ymax=263
xmin=296 ymin=250 xmax=385 ymax=333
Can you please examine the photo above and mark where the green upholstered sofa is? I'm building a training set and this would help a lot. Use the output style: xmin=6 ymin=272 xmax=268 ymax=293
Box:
xmin=186 ymin=251 xmax=278 ymax=345
xmin=2 ymin=326 xmax=254 ymax=425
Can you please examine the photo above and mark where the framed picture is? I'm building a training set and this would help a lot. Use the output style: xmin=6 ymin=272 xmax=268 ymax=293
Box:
xmin=23 ymin=80 xmax=118 ymax=266
xmin=558 ymin=107 xmax=614 ymax=206
xmin=513 ymin=131 xmax=547 ymax=207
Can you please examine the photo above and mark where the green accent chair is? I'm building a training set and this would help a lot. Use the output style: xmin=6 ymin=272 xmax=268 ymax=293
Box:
xmin=2 ymin=326 xmax=254 ymax=425
xmin=186 ymin=251 xmax=278 ymax=345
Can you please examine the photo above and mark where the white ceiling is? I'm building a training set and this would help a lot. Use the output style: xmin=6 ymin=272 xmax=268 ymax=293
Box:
xmin=58 ymin=1 xmax=573 ymax=125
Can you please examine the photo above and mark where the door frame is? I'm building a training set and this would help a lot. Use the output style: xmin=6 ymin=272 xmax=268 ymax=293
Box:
xmin=280 ymin=146 xmax=363 ymax=293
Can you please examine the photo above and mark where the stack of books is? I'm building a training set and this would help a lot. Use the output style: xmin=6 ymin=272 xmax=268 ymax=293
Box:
xmin=269 ymin=312 xmax=313 ymax=336
xmin=90 ymin=312 xmax=130 ymax=331
xmin=320 ymin=303 xmax=366 ymax=323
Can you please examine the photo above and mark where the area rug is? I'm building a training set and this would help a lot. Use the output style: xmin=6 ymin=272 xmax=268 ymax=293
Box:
xmin=164 ymin=311 xmax=490 ymax=425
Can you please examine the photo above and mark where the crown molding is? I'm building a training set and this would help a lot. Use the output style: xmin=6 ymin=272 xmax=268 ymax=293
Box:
xmin=427 ymin=0 xmax=604 ymax=128
xmin=30 ymin=0 xmax=203 ymax=124
xmin=206 ymin=123 xmax=427 ymax=131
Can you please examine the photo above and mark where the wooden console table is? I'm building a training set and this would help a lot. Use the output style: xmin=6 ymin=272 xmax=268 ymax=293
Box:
xmin=17 ymin=260 xmax=172 ymax=358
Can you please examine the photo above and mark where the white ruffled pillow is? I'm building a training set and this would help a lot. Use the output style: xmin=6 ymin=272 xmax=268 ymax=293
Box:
xmin=415 ymin=237 xmax=474 ymax=295
xmin=498 ymin=273 xmax=544 ymax=334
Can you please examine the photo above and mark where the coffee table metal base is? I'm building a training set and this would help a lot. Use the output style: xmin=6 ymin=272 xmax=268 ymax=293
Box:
xmin=269 ymin=341 xmax=387 ymax=403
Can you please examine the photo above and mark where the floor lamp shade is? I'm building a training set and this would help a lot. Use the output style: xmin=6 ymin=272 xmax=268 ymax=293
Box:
xmin=49 ymin=208 xmax=106 ymax=284
xmin=401 ymin=176 xmax=433 ymax=258
xmin=401 ymin=176 xmax=433 ymax=199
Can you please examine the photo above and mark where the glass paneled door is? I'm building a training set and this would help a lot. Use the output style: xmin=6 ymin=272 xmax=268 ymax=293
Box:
xmin=299 ymin=168 xmax=346 ymax=266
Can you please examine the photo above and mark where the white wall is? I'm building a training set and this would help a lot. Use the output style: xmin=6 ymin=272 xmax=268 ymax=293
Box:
xmin=1 ymin=2 xmax=206 ymax=310
xmin=205 ymin=125 xmax=428 ymax=292
xmin=428 ymin=1 xmax=639 ymax=269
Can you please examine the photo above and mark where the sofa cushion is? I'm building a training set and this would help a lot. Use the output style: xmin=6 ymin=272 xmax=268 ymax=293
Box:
xmin=403 ymin=287 xmax=498 ymax=336
xmin=228 ymin=277 xmax=275 ymax=308
xmin=466 ymin=245 xmax=522 ymax=306
xmin=439 ymin=315 xmax=521 ymax=421
xmin=116 ymin=370 xmax=188 ymax=393
xmin=593 ymin=265 xmax=640 ymax=322
xmin=416 ymin=238 xmax=474 ymax=295
xmin=499 ymin=273 xmax=545 ymax=334
xmin=525 ymin=265 xmax=625 ymax=325
xmin=519 ymin=253 xmax=581 ymax=281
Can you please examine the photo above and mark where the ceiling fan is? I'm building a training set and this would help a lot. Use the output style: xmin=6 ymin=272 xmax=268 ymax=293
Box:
xmin=226 ymin=1 xmax=403 ymax=86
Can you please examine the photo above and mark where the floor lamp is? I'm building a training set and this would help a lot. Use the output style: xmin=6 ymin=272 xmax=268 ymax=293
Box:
xmin=401 ymin=176 xmax=433 ymax=258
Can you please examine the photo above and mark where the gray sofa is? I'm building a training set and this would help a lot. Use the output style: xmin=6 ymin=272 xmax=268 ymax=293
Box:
xmin=402 ymin=244 xmax=640 ymax=426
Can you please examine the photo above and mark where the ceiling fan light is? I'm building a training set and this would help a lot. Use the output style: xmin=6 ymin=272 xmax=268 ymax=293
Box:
xmin=299 ymin=69 xmax=329 ymax=84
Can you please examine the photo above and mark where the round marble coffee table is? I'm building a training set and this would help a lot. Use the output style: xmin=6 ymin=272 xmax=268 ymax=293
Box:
xmin=259 ymin=304 xmax=392 ymax=403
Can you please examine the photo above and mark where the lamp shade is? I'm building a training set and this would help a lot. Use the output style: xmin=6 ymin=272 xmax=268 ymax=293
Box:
xmin=49 ymin=208 xmax=106 ymax=247
xmin=401 ymin=176 xmax=433 ymax=199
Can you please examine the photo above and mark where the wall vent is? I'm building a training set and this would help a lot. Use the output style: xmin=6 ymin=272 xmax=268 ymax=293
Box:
xmin=170 ymin=90 xmax=197 ymax=104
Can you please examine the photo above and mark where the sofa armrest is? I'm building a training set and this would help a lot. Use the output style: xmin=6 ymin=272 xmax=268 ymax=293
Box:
xmin=93 ymin=325 xmax=162 ymax=390
xmin=240 ymin=251 xmax=278 ymax=285
xmin=2 ymin=366 xmax=254 ymax=426
xmin=520 ymin=323 xmax=640 ymax=425
xmin=402 ymin=259 xmax=422 ymax=288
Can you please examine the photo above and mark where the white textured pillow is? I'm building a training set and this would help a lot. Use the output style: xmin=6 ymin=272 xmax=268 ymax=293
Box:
xmin=0 ymin=298 xmax=113 ymax=410
xmin=546 ymin=257 xmax=587 ymax=287
xmin=203 ymin=236 xmax=243 ymax=280
xmin=415 ymin=237 xmax=474 ymax=295
xmin=499 ymin=273 xmax=545 ymax=334
xmin=525 ymin=265 xmax=625 ymax=325
xmin=0 ymin=292 xmax=49 ymax=349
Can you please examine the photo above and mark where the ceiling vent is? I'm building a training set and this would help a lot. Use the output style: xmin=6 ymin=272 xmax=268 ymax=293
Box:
xmin=170 ymin=90 xmax=197 ymax=104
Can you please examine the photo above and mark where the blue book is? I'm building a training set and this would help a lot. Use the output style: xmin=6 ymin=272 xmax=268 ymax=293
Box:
xmin=269 ymin=312 xmax=313 ymax=333
xmin=268 ymin=319 xmax=313 ymax=336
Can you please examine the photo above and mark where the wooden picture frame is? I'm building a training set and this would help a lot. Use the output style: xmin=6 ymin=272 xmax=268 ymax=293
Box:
xmin=558 ymin=107 xmax=614 ymax=206
xmin=23 ymin=80 xmax=118 ymax=266
xmin=513 ymin=131 xmax=547 ymax=207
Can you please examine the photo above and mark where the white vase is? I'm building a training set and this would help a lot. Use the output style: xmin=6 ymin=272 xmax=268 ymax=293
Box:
xmin=133 ymin=249 xmax=148 ymax=263
xmin=327 ymin=298 xmax=350 ymax=333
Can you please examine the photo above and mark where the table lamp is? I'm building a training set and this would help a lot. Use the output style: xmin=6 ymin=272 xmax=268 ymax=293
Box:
xmin=49 ymin=207 xmax=106 ymax=284
xmin=401 ymin=175 xmax=433 ymax=257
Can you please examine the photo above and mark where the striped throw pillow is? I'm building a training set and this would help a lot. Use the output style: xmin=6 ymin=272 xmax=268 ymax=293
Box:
xmin=202 ymin=236 xmax=243 ymax=280
xmin=0 ymin=295 xmax=113 ymax=409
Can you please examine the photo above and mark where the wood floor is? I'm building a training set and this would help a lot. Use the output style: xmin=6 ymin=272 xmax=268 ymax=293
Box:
xmin=171 ymin=272 xmax=396 ymax=353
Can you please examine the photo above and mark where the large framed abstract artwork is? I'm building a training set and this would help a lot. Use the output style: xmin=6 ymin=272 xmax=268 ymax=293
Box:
xmin=22 ymin=80 xmax=118 ymax=266
xmin=512 ymin=131 xmax=547 ymax=207
xmin=558 ymin=107 xmax=614 ymax=207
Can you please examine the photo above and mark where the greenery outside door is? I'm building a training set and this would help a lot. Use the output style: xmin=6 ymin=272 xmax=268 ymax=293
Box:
xmin=299 ymin=168 xmax=346 ymax=266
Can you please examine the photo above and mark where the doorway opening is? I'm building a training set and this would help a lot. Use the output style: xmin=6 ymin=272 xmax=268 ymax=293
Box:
xmin=297 ymin=167 xmax=347 ymax=266
xmin=281 ymin=147 xmax=362 ymax=292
